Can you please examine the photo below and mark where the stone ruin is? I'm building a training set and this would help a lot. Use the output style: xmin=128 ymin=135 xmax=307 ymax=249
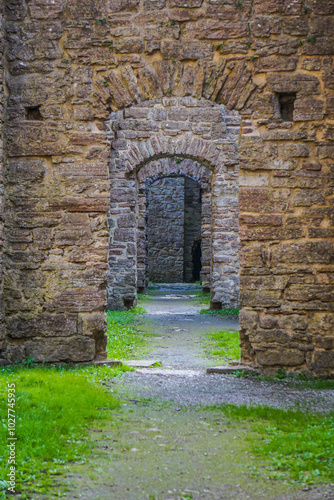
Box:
xmin=0 ymin=0 xmax=333 ymax=377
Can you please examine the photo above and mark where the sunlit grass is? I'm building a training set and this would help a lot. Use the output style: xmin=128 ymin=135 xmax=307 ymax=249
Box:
xmin=195 ymin=290 xmax=210 ymax=306
xmin=106 ymin=306 xmax=147 ymax=360
xmin=0 ymin=364 xmax=127 ymax=498
xmin=209 ymin=404 xmax=334 ymax=484
xmin=204 ymin=329 xmax=241 ymax=362
xmin=200 ymin=307 xmax=240 ymax=317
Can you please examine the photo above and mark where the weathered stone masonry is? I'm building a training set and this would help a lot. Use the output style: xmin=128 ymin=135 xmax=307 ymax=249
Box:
xmin=146 ymin=174 xmax=202 ymax=284
xmin=0 ymin=0 xmax=333 ymax=376
xmin=147 ymin=177 xmax=187 ymax=284
xmin=136 ymin=156 xmax=213 ymax=291
xmin=106 ymin=97 xmax=240 ymax=311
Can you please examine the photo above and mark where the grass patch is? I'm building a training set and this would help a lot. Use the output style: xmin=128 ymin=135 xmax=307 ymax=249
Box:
xmin=234 ymin=369 xmax=334 ymax=390
xmin=195 ymin=290 xmax=210 ymax=306
xmin=0 ymin=363 xmax=128 ymax=498
xmin=211 ymin=404 xmax=334 ymax=484
xmin=204 ymin=329 xmax=241 ymax=363
xmin=200 ymin=307 xmax=240 ymax=317
xmin=106 ymin=306 xmax=147 ymax=360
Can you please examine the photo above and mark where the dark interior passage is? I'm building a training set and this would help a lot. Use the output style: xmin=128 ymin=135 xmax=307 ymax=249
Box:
xmin=147 ymin=176 xmax=202 ymax=283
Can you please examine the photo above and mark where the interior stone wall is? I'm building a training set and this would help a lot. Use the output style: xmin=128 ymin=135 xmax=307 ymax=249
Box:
xmin=147 ymin=177 xmax=185 ymax=283
xmin=136 ymin=157 xmax=212 ymax=292
xmin=0 ymin=0 xmax=333 ymax=375
xmin=146 ymin=176 xmax=202 ymax=283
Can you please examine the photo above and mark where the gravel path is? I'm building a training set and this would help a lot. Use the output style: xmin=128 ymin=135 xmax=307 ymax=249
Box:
xmin=40 ymin=286 xmax=334 ymax=500
xmin=119 ymin=286 xmax=334 ymax=413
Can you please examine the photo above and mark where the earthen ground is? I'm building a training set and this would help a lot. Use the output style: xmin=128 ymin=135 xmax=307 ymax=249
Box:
xmin=39 ymin=287 xmax=334 ymax=500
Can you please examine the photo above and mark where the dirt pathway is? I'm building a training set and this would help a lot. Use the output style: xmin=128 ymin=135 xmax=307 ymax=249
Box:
xmin=42 ymin=286 xmax=334 ymax=500
xmin=123 ymin=286 xmax=334 ymax=412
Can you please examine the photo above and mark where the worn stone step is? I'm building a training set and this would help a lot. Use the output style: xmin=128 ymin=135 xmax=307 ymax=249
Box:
xmin=125 ymin=360 xmax=161 ymax=368
xmin=206 ymin=366 xmax=259 ymax=375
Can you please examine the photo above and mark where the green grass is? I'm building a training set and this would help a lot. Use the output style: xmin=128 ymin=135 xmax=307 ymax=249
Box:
xmin=200 ymin=307 xmax=240 ymax=317
xmin=106 ymin=306 xmax=147 ymax=360
xmin=204 ymin=329 xmax=241 ymax=363
xmin=0 ymin=363 xmax=128 ymax=498
xmin=234 ymin=369 xmax=334 ymax=390
xmin=195 ymin=290 xmax=210 ymax=306
xmin=211 ymin=404 xmax=334 ymax=485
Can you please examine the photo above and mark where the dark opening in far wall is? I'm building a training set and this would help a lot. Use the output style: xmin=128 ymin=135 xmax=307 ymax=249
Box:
xmin=278 ymin=93 xmax=296 ymax=121
xmin=26 ymin=106 xmax=43 ymax=121
xmin=191 ymin=240 xmax=201 ymax=282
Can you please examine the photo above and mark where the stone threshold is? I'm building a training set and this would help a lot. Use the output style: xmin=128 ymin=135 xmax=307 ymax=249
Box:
xmin=206 ymin=365 xmax=260 ymax=375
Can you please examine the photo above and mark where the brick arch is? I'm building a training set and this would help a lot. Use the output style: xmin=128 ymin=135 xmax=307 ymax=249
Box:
xmin=107 ymin=97 xmax=240 ymax=312
xmin=138 ymin=157 xmax=212 ymax=186
xmin=95 ymin=60 xmax=257 ymax=114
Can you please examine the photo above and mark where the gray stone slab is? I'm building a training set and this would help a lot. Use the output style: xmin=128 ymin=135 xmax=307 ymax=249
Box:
xmin=206 ymin=366 xmax=258 ymax=375
xmin=79 ymin=359 xmax=123 ymax=367
xmin=125 ymin=360 xmax=161 ymax=368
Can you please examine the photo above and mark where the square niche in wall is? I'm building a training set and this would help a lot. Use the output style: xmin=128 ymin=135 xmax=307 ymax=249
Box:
xmin=277 ymin=93 xmax=296 ymax=122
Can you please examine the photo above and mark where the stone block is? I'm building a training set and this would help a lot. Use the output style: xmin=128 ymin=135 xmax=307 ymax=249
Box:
xmin=28 ymin=0 xmax=63 ymax=19
xmin=144 ymin=0 xmax=166 ymax=9
xmin=7 ymin=124 xmax=67 ymax=157
xmin=278 ymin=143 xmax=310 ymax=158
xmin=239 ymin=309 xmax=258 ymax=330
xmin=5 ymin=0 xmax=28 ymax=20
xmin=240 ymin=290 xmax=282 ymax=308
xmin=46 ymin=289 xmax=106 ymax=312
xmin=78 ymin=312 xmax=107 ymax=357
xmin=4 ymin=345 xmax=26 ymax=363
xmin=48 ymin=197 xmax=109 ymax=212
xmin=256 ymin=349 xmax=305 ymax=367
xmin=239 ymin=187 xmax=289 ymax=213
xmin=7 ymin=314 xmax=77 ymax=339
xmin=254 ymin=56 xmax=297 ymax=73
xmin=267 ymin=73 xmax=320 ymax=95
xmin=272 ymin=242 xmax=334 ymax=265
xmin=114 ymin=38 xmax=144 ymax=53
xmin=311 ymin=351 xmax=334 ymax=369
xmin=108 ymin=0 xmax=139 ymax=12
xmin=25 ymin=337 xmax=96 ymax=362
xmin=294 ymin=98 xmax=324 ymax=121
xmin=161 ymin=41 xmax=213 ymax=60
xmin=292 ymin=189 xmax=325 ymax=207
xmin=168 ymin=0 xmax=203 ymax=6
xmin=66 ymin=0 xmax=106 ymax=18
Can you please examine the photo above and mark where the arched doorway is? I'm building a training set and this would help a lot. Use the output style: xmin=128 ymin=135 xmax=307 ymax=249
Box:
xmin=107 ymin=97 xmax=240 ymax=312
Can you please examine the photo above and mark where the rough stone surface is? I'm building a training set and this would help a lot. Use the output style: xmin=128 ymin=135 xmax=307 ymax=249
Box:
xmin=107 ymin=97 xmax=240 ymax=310
xmin=147 ymin=177 xmax=185 ymax=283
xmin=0 ymin=0 xmax=332 ymax=375
xmin=146 ymin=176 xmax=202 ymax=284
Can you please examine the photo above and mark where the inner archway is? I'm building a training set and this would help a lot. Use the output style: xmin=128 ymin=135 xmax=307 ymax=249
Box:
xmin=107 ymin=97 xmax=240 ymax=312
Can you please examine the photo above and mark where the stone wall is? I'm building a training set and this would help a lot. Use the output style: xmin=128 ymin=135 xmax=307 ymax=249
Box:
xmin=107 ymin=98 xmax=240 ymax=310
xmin=147 ymin=177 xmax=185 ymax=282
xmin=146 ymin=176 xmax=202 ymax=283
xmin=0 ymin=0 xmax=333 ymax=376
xmin=136 ymin=157 xmax=213 ymax=292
